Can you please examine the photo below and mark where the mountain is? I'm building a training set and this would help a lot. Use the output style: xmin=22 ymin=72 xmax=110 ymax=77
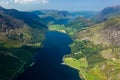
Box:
xmin=64 ymin=5 xmax=120 ymax=80
xmin=94 ymin=5 xmax=120 ymax=22
xmin=0 ymin=7 xmax=47 ymax=80
xmin=32 ymin=10 xmax=72 ymax=25
xmin=0 ymin=7 xmax=47 ymax=29
xmin=77 ymin=17 xmax=120 ymax=46
xmin=65 ymin=17 xmax=120 ymax=80
xmin=30 ymin=10 xmax=44 ymax=15
xmin=32 ymin=10 xmax=97 ymax=25
xmin=70 ymin=11 xmax=97 ymax=18
xmin=33 ymin=10 xmax=71 ymax=19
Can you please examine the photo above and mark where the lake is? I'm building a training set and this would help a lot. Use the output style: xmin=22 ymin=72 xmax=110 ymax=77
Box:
xmin=15 ymin=31 xmax=81 ymax=80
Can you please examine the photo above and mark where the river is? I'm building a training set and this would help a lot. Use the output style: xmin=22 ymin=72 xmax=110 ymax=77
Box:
xmin=15 ymin=31 xmax=81 ymax=80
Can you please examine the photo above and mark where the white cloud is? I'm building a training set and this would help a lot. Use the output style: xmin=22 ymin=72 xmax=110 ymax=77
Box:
xmin=40 ymin=0 xmax=48 ymax=4
xmin=0 ymin=1 xmax=9 ymax=7
xmin=0 ymin=1 xmax=9 ymax=4
xmin=0 ymin=0 xmax=48 ymax=5
xmin=14 ymin=0 xmax=48 ymax=4
xmin=14 ymin=0 xmax=36 ymax=4
xmin=0 ymin=0 xmax=48 ymax=10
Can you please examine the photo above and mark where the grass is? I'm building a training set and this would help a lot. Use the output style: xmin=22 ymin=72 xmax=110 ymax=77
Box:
xmin=64 ymin=58 xmax=81 ymax=69
xmin=0 ymin=54 xmax=23 ymax=80
xmin=49 ymin=24 xmax=76 ymax=38
xmin=49 ymin=18 xmax=120 ymax=80
xmin=0 ymin=45 xmax=40 ymax=80
xmin=64 ymin=56 xmax=107 ymax=80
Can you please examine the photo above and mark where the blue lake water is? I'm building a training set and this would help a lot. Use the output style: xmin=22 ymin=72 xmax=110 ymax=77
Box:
xmin=15 ymin=31 xmax=81 ymax=80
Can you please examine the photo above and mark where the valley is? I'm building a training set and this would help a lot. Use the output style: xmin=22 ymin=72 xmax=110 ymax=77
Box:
xmin=0 ymin=3 xmax=120 ymax=80
xmin=15 ymin=31 xmax=81 ymax=80
xmin=48 ymin=5 xmax=120 ymax=80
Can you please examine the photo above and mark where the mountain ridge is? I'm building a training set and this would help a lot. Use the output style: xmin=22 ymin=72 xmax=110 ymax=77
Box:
xmin=94 ymin=5 xmax=120 ymax=22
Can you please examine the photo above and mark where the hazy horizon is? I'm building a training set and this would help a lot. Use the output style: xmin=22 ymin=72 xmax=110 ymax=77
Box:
xmin=0 ymin=0 xmax=120 ymax=11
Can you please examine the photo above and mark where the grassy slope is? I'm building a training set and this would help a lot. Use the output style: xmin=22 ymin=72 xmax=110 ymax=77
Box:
xmin=0 ymin=25 xmax=46 ymax=80
xmin=0 ymin=30 xmax=45 ymax=80
xmin=65 ymin=18 xmax=120 ymax=80
xmin=49 ymin=18 xmax=120 ymax=80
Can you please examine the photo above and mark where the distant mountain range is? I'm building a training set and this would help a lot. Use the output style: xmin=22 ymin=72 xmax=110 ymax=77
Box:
xmin=94 ymin=5 xmax=120 ymax=22
xmin=70 ymin=11 xmax=97 ymax=18
xmin=31 ymin=10 xmax=97 ymax=25
xmin=31 ymin=10 xmax=71 ymax=25
xmin=68 ymin=5 xmax=120 ymax=30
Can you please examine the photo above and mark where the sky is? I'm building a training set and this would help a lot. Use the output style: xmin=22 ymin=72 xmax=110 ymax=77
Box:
xmin=0 ymin=0 xmax=120 ymax=11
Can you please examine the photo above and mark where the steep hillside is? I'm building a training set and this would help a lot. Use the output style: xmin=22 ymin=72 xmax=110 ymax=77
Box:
xmin=94 ymin=5 xmax=120 ymax=22
xmin=77 ymin=17 xmax=120 ymax=46
xmin=64 ymin=17 xmax=120 ymax=80
xmin=0 ymin=7 xmax=47 ymax=80
xmin=0 ymin=7 xmax=46 ymax=29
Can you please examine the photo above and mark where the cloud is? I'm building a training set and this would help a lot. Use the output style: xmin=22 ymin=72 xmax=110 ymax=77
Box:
xmin=14 ymin=0 xmax=36 ymax=4
xmin=0 ymin=1 xmax=9 ymax=4
xmin=0 ymin=0 xmax=48 ymax=5
xmin=40 ymin=0 xmax=48 ymax=4
xmin=14 ymin=0 xmax=48 ymax=4
xmin=0 ymin=1 xmax=9 ymax=7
